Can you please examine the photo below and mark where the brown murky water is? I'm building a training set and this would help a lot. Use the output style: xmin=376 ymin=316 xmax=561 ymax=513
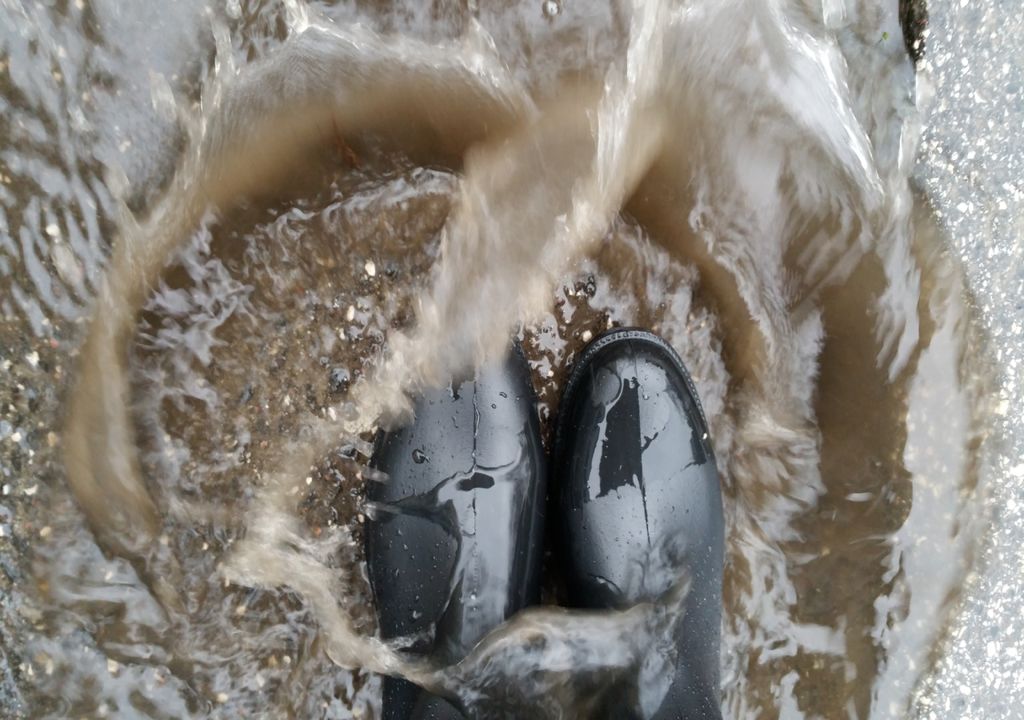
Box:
xmin=0 ymin=0 xmax=994 ymax=718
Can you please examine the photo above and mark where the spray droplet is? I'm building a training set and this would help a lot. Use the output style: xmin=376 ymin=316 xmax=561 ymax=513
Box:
xmin=542 ymin=0 xmax=560 ymax=18
xmin=412 ymin=448 xmax=429 ymax=464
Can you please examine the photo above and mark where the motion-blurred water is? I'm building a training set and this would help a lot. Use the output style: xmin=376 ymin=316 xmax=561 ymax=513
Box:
xmin=0 ymin=0 xmax=1018 ymax=717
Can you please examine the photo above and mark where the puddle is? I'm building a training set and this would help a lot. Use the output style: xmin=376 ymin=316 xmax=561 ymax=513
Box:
xmin=0 ymin=0 xmax=1004 ymax=717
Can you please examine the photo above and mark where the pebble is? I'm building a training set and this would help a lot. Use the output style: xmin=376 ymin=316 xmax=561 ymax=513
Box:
xmin=364 ymin=260 xmax=377 ymax=277
xmin=52 ymin=243 xmax=82 ymax=286
xmin=328 ymin=367 xmax=351 ymax=394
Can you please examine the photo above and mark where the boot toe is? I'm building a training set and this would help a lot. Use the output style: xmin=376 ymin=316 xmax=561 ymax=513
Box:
xmin=554 ymin=328 xmax=724 ymax=718
xmin=365 ymin=346 xmax=546 ymax=719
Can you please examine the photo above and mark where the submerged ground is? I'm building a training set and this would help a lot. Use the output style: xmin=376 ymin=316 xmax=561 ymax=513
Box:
xmin=0 ymin=0 xmax=1022 ymax=718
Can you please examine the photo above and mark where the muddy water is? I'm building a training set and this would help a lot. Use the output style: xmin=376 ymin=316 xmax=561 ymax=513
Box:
xmin=0 ymin=0 xmax=1000 ymax=718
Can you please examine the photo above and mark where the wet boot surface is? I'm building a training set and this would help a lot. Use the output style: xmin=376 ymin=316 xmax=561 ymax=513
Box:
xmin=554 ymin=328 xmax=725 ymax=720
xmin=366 ymin=346 xmax=546 ymax=719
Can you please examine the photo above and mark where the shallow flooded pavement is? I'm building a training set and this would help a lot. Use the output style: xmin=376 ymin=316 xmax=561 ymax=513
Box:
xmin=0 ymin=0 xmax=1021 ymax=718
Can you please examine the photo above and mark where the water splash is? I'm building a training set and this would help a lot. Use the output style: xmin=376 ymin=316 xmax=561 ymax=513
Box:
xmin=0 ymin=0 xmax=987 ymax=716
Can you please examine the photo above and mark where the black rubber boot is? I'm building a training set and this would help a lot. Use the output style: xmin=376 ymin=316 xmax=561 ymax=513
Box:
xmin=553 ymin=328 xmax=724 ymax=720
xmin=365 ymin=345 xmax=547 ymax=720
